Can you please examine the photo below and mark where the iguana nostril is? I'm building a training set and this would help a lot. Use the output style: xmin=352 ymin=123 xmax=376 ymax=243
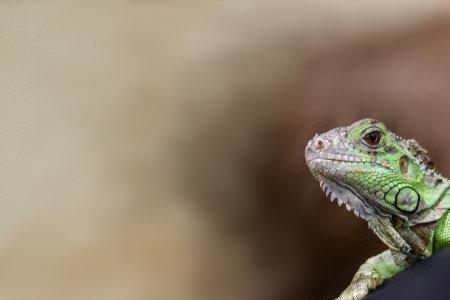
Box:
xmin=315 ymin=139 xmax=324 ymax=150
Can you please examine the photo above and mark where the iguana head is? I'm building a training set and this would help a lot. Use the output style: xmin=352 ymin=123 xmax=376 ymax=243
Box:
xmin=305 ymin=118 xmax=447 ymax=221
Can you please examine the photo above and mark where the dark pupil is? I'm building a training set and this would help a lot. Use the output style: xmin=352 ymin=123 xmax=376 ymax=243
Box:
xmin=366 ymin=132 xmax=379 ymax=144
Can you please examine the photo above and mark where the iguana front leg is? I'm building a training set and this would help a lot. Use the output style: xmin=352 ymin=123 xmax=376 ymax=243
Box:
xmin=336 ymin=250 xmax=408 ymax=300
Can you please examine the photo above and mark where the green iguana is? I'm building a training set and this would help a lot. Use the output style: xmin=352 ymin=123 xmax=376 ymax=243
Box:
xmin=305 ymin=118 xmax=450 ymax=300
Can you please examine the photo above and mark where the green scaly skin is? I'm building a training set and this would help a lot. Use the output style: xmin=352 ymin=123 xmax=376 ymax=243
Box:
xmin=305 ymin=119 xmax=450 ymax=300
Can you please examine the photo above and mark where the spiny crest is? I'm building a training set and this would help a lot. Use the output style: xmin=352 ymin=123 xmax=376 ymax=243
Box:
xmin=400 ymin=137 xmax=442 ymax=187
xmin=406 ymin=139 xmax=434 ymax=171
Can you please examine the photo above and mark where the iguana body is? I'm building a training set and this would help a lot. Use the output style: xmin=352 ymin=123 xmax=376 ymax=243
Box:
xmin=305 ymin=119 xmax=450 ymax=300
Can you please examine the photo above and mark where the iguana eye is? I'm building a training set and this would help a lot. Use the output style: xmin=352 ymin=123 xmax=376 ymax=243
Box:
xmin=363 ymin=130 xmax=381 ymax=147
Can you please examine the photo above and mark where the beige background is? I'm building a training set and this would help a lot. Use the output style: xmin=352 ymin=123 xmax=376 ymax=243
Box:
xmin=2 ymin=1 xmax=450 ymax=299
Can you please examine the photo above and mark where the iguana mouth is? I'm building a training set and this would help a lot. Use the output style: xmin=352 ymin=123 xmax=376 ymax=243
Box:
xmin=305 ymin=144 xmax=366 ymax=164
xmin=305 ymin=144 xmax=376 ymax=219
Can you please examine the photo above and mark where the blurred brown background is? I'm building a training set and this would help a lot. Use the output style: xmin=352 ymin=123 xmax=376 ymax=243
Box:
xmin=2 ymin=1 xmax=450 ymax=300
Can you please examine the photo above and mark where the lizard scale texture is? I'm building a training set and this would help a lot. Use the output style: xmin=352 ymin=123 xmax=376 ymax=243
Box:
xmin=305 ymin=118 xmax=450 ymax=300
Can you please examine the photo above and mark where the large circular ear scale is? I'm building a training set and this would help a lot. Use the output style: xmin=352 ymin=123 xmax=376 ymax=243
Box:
xmin=394 ymin=187 xmax=419 ymax=214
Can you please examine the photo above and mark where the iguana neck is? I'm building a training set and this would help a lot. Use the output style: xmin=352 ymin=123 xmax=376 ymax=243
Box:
xmin=437 ymin=187 xmax=450 ymax=210
xmin=387 ymin=180 xmax=450 ymax=258
xmin=421 ymin=174 xmax=450 ymax=208
xmin=407 ymin=178 xmax=450 ymax=226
